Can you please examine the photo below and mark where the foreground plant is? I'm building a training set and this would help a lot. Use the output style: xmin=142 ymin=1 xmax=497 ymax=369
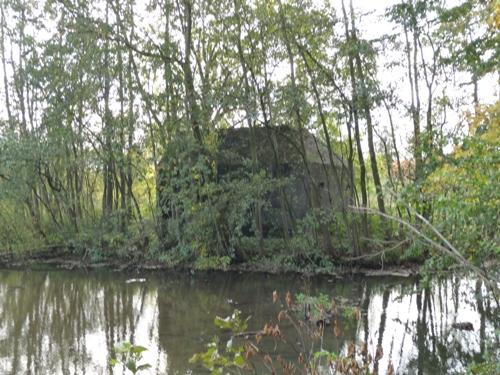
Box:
xmin=191 ymin=291 xmax=378 ymax=374
xmin=109 ymin=341 xmax=151 ymax=375
xmin=189 ymin=310 xmax=250 ymax=374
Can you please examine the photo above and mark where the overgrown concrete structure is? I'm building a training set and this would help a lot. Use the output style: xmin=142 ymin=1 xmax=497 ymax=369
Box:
xmin=157 ymin=126 xmax=351 ymax=252
xmin=217 ymin=126 xmax=350 ymax=233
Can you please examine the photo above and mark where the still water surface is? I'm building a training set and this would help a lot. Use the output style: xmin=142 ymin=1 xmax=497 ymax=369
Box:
xmin=0 ymin=268 xmax=497 ymax=374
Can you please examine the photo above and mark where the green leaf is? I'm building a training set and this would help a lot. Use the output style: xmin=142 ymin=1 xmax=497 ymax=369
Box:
xmin=234 ymin=353 xmax=245 ymax=367
xmin=130 ymin=345 xmax=148 ymax=355
xmin=126 ymin=359 xmax=137 ymax=372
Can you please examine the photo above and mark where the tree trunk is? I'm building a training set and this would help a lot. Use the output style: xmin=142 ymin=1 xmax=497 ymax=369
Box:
xmin=182 ymin=0 xmax=202 ymax=145
xmin=0 ymin=4 xmax=13 ymax=130
xmin=341 ymin=0 xmax=369 ymax=237
xmin=234 ymin=0 xmax=264 ymax=252
xmin=102 ymin=2 xmax=114 ymax=216
xmin=349 ymin=0 xmax=386 ymax=216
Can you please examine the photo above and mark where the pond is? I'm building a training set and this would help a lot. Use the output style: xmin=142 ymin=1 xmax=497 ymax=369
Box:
xmin=0 ymin=268 xmax=497 ymax=374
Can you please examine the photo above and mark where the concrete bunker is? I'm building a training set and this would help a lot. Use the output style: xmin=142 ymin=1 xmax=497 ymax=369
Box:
xmin=157 ymin=126 xmax=351 ymax=250
xmin=216 ymin=126 xmax=350 ymax=234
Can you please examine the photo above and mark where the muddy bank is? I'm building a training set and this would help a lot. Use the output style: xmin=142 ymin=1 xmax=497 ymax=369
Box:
xmin=0 ymin=247 xmax=424 ymax=278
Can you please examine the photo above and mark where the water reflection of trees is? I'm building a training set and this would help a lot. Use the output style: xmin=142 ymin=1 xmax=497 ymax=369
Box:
xmin=357 ymin=276 xmax=498 ymax=375
xmin=0 ymin=270 xmax=496 ymax=374
xmin=0 ymin=270 xmax=158 ymax=375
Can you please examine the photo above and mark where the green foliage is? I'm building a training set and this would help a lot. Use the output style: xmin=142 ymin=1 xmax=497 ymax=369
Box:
xmin=465 ymin=331 xmax=500 ymax=375
xmin=110 ymin=342 xmax=151 ymax=375
xmin=423 ymin=104 xmax=500 ymax=265
xmin=312 ymin=349 xmax=337 ymax=364
xmin=195 ymin=255 xmax=232 ymax=270
xmin=467 ymin=362 xmax=500 ymax=375
xmin=192 ymin=291 xmax=372 ymax=375
xmin=189 ymin=310 xmax=249 ymax=374
xmin=439 ymin=0 xmax=499 ymax=78
xmin=158 ymin=136 xmax=285 ymax=263
xmin=295 ymin=292 xmax=331 ymax=310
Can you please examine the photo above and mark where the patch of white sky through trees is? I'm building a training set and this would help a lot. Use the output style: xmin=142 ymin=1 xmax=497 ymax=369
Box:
xmin=0 ymin=0 xmax=497 ymax=157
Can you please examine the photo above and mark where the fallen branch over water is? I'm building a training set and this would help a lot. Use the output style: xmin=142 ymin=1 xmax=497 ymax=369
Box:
xmin=350 ymin=206 xmax=499 ymax=303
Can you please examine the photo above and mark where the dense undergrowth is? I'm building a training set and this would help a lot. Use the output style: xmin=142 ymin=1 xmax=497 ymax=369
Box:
xmin=1 ymin=105 xmax=498 ymax=275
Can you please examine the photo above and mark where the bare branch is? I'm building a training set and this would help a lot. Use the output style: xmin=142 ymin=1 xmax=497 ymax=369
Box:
xmin=350 ymin=206 xmax=499 ymax=300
